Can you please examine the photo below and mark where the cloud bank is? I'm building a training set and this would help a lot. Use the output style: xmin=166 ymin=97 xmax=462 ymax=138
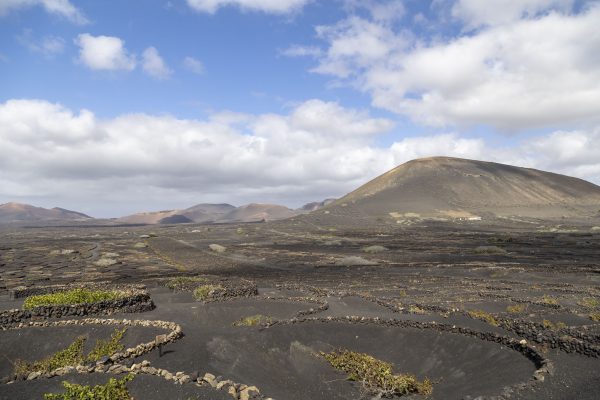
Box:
xmin=292 ymin=3 xmax=600 ymax=131
xmin=1 ymin=99 xmax=599 ymax=216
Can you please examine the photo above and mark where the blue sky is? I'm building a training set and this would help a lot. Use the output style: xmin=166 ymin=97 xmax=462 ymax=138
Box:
xmin=1 ymin=0 xmax=599 ymax=217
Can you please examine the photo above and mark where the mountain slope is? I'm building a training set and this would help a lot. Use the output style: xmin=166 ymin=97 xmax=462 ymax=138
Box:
xmin=0 ymin=202 xmax=92 ymax=223
xmin=325 ymin=157 xmax=600 ymax=219
xmin=218 ymin=203 xmax=297 ymax=223
xmin=117 ymin=203 xmax=297 ymax=224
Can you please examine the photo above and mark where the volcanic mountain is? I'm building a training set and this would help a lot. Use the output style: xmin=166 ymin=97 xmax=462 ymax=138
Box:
xmin=0 ymin=202 xmax=92 ymax=224
xmin=322 ymin=157 xmax=600 ymax=220
xmin=117 ymin=203 xmax=297 ymax=224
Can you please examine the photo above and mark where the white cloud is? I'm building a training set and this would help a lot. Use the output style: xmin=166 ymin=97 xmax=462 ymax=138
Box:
xmin=142 ymin=47 xmax=172 ymax=79
xmin=2 ymin=98 xmax=599 ymax=217
xmin=186 ymin=0 xmax=310 ymax=14
xmin=75 ymin=34 xmax=136 ymax=71
xmin=452 ymin=0 xmax=575 ymax=29
xmin=17 ymin=30 xmax=65 ymax=57
xmin=0 ymin=0 xmax=88 ymax=24
xmin=183 ymin=56 xmax=204 ymax=74
xmin=344 ymin=0 xmax=405 ymax=22
xmin=281 ymin=45 xmax=323 ymax=58
xmin=305 ymin=5 xmax=600 ymax=130
xmin=0 ymin=98 xmax=394 ymax=216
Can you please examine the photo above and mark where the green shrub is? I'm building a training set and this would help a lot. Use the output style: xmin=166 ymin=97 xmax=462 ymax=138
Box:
xmin=193 ymin=284 xmax=224 ymax=300
xmin=321 ymin=349 xmax=432 ymax=396
xmin=44 ymin=374 xmax=134 ymax=400
xmin=86 ymin=328 xmax=127 ymax=362
xmin=473 ymin=246 xmax=507 ymax=255
xmin=15 ymin=337 xmax=86 ymax=376
xmin=408 ymin=305 xmax=426 ymax=314
xmin=233 ymin=314 xmax=272 ymax=327
xmin=166 ymin=276 xmax=207 ymax=290
xmin=506 ymin=304 xmax=525 ymax=314
xmin=540 ymin=295 xmax=559 ymax=306
xmin=468 ymin=310 xmax=498 ymax=326
xmin=578 ymin=297 xmax=599 ymax=309
xmin=23 ymin=289 xmax=121 ymax=310
xmin=542 ymin=320 xmax=566 ymax=330
xmin=589 ymin=312 xmax=600 ymax=322
xmin=15 ymin=328 xmax=128 ymax=376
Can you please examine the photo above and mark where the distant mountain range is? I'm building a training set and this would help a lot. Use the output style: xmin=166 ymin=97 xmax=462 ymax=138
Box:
xmin=0 ymin=202 xmax=92 ymax=224
xmin=115 ymin=203 xmax=301 ymax=224
xmin=0 ymin=200 xmax=332 ymax=225
xmin=3 ymin=157 xmax=600 ymax=225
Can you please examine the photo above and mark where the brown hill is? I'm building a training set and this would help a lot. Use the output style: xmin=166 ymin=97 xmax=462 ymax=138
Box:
xmin=0 ymin=202 xmax=92 ymax=224
xmin=117 ymin=203 xmax=296 ymax=224
xmin=218 ymin=203 xmax=297 ymax=223
xmin=323 ymin=157 xmax=600 ymax=220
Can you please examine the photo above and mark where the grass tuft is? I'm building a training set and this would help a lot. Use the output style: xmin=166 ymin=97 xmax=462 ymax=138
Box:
xmin=15 ymin=337 xmax=85 ymax=376
xmin=193 ymin=284 xmax=224 ymax=301
xmin=44 ymin=374 xmax=134 ymax=400
xmin=468 ymin=310 xmax=498 ymax=326
xmin=589 ymin=312 xmax=600 ymax=322
xmin=86 ymin=328 xmax=127 ymax=362
xmin=542 ymin=320 xmax=566 ymax=330
xmin=15 ymin=327 xmax=128 ymax=376
xmin=506 ymin=304 xmax=525 ymax=314
xmin=23 ymin=288 xmax=121 ymax=310
xmin=473 ymin=246 xmax=507 ymax=255
xmin=540 ymin=295 xmax=559 ymax=306
xmin=166 ymin=276 xmax=207 ymax=290
xmin=321 ymin=349 xmax=432 ymax=396
xmin=578 ymin=297 xmax=599 ymax=309
xmin=233 ymin=314 xmax=272 ymax=327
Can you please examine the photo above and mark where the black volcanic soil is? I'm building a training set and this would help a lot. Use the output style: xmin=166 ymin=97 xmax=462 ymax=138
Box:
xmin=0 ymin=217 xmax=599 ymax=399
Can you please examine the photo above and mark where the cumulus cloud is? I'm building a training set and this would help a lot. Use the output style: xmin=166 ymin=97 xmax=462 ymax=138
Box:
xmin=452 ymin=0 xmax=575 ymax=29
xmin=299 ymin=3 xmax=600 ymax=131
xmin=186 ymin=0 xmax=310 ymax=14
xmin=1 ymin=98 xmax=599 ymax=217
xmin=0 ymin=0 xmax=88 ymax=24
xmin=183 ymin=56 xmax=204 ymax=74
xmin=0 ymin=98 xmax=394 ymax=216
xmin=142 ymin=47 xmax=172 ymax=79
xmin=75 ymin=34 xmax=136 ymax=71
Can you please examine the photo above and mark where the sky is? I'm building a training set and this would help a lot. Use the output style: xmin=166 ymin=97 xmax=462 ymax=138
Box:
xmin=0 ymin=0 xmax=599 ymax=217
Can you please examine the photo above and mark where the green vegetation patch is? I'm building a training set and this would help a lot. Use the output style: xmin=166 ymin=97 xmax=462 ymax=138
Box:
xmin=408 ymin=305 xmax=427 ymax=314
xmin=468 ymin=310 xmax=498 ymax=326
xmin=15 ymin=337 xmax=85 ymax=376
xmin=193 ymin=284 xmax=224 ymax=300
xmin=542 ymin=320 xmax=566 ymax=330
xmin=233 ymin=314 xmax=272 ymax=327
xmin=166 ymin=276 xmax=207 ymax=290
xmin=23 ymin=288 xmax=122 ymax=310
xmin=15 ymin=328 xmax=127 ymax=376
xmin=44 ymin=374 xmax=134 ymax=400
xmin=578 ymin=297 xmax=599 ymax=309
xmin=540 ymin=295 xmax=559 ymax=306
xmin=589 ymin=312 xmax=600 ymax=322
xmin=506 ymin=304 xmax=525 ymax=314
xmin=320 ymin=349 xmax=432 ymax=397
xmin=473 ymin=246 xmax=508 ymax=255
xmin=87 ymin=328 xmax=127 ymax=362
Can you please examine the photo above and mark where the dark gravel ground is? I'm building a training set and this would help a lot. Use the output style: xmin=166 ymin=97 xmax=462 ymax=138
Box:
xmin=0 ymin=220 xmax=599 ymax=399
